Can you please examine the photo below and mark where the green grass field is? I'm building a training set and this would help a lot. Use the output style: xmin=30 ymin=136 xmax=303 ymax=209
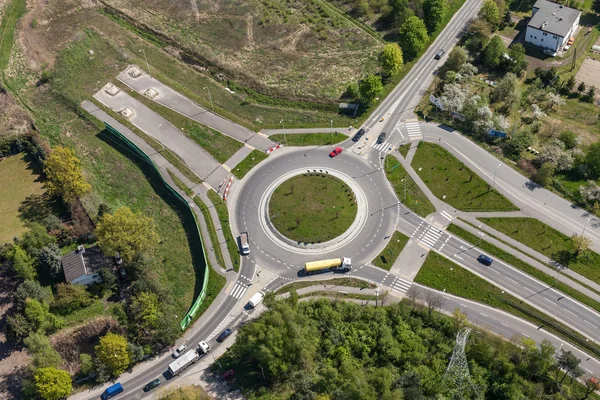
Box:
xmin=232 ymin=150 xmax=268 ymax=179
xmin=0 ymin=154 xmax=45 ymax=243
xmin=412 ymin=143 xmax=518 ymax=212
xmin=384 ymin=155 xmax=435 ymax=217
xmin=276 ymin=278 xmax=375 ymax=294
xmin=398 ymin=144 xmax=410 ymax=158
xmin=414 ymin=251 xmax=600 ymax=359
xmin=372 ymin=231 xmax=410 ymax=270
xmin=447 ymin=223 xmax=600 ymax=314
xmin=478 ymin=217 xmax=600 ymax=286
xmin=268 ymin=174 xmax=357 ymax=243
xmin=207 ymin=190 xmax=240 ymax=272
xmin=269 ymin=132 xmax=348 ymax=146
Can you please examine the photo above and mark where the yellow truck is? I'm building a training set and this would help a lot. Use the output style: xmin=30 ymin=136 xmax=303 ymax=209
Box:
xmin=304 ymin=257 xmax=352 ymax=274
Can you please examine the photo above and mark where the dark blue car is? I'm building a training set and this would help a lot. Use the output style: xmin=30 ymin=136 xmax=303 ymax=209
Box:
xmin=477 ymin=255 xmax=493 ymax=266
xmin=217 ymin=328 xmax=232 ymax=343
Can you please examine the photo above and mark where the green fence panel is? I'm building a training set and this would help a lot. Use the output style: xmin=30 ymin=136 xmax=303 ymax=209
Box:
xmin=104 ymin=123 xmax=210 ymax=330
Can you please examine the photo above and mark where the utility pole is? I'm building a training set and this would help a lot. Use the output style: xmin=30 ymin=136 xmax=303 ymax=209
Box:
xmin=582 ymin=218 xmax=591 ymax=236
xmin=280 ymin=119 xmax=287 ymax=145
xmin=139 ymin=49 xmax=150 ymax=75
xmin=443 ymin=327 xmax=478 ymax=398
xmin=203 ymin=87 xmax=214 ymax=111
xmin=492 ymin=164 xmax=501 ymax=189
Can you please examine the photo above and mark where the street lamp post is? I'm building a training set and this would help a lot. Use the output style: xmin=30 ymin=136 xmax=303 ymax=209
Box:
xmin=203 ymin=87 xmax=214 ymax=111
xmin=280 ymin=119 xmax=287 ymax=145
xmin=478 ymin=224 xmax=483 ymax=246
xmin=330 ymin=119 xmax=333 ymax=141
xmin=492 ymin=163 xmax=501 ymax=189
xmin=582 ymin=218 xmax=592 ymax=236
xmin=139 ymin=49 xmax=150 ymax=75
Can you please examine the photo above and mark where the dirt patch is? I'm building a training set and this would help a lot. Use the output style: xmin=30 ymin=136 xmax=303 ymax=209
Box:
xmin=0 ymin=268 xmax=31 ymax=400
xmin=575 ymin=57 xmax=600 ymax=91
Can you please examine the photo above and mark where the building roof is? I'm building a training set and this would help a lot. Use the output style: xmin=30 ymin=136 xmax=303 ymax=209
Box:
xmin=62 ymin=248 xmax=88 ymax=283
xmin=528 ymin=0 xmax=580 ymax=38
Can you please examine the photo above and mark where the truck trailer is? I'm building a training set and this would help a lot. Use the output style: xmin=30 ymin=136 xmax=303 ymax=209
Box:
xmin=168 ymin=349 xmax=200 ymax=376
xmin=304 ymin=257 xmax=352 ymax=274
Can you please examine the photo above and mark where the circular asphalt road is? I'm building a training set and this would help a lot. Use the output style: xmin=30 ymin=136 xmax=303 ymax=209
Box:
xmin=231 ymin=145 xmax=400 ymax=279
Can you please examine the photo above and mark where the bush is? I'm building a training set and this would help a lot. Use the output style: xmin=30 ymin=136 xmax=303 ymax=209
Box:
xmin=51 ymin=283 xmax=93 ymax=315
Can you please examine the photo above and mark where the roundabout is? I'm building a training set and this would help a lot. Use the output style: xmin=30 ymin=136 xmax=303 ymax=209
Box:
xmin=231 ymin=146 xmax=401 ymax=273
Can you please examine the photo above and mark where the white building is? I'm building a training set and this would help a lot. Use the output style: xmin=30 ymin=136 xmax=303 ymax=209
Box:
xmin=525 ymin=0 xmax=580 ymax=53
xmin=61 ymin=245 xmax=102 ymax=285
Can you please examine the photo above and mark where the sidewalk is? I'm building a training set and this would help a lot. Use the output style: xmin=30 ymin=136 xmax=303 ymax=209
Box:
xmin=260 ymin=127 xmax=353 ymax=136
xmin=388 ymin=237 xmax=429 ymax=280
xmin=391 ymin=152 xmax=443 ymax=213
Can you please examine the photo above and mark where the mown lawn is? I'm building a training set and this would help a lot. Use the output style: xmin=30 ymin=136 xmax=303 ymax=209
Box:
xmin=372 ymin=231 xmax=410 ymax=270
xmin=0 ymin=154 xmax=45 ymax=244
xmin=384 ymin=155 xmax=435 ymax=217
xmin=269 ymin=132 xmax=348 ymax=146
xmin=275 ymin=278 xmax=375 ymax=294
xmin=478 ymin=217 xmax=600 ymax=285
xmin=412 ymin=142 xmax=518 ymax=212
xmin=232 ymin=149 xmax=268 ymax=179
xmin=207 ymin=190 xmax=240 ymax=272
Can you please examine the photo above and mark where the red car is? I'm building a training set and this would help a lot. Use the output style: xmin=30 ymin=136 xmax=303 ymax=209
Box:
xmin=329 ymin=147 xmax=343 ymax=157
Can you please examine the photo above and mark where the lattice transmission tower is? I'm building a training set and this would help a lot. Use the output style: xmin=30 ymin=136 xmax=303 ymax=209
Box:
xmin=443 ymin=327 xmax=478 ymax=399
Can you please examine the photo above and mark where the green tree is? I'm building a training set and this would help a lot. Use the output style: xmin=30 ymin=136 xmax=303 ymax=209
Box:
xmin=571 ymin=234 xmax=592 ymax=258
xmin=6 ymin=313 xmax=34 ymax=342
xmin=483 ymin=35 xmax=506 ymax=69
xmin=15 ymin=280 xmax=53 ymax=311
xmin=52 ymin=283 xmax=93 ymax=314
xmin=534 ymin=162 xmax=555 ymax=187
xmin=585 ymin=142 xmax=600 ymax=178
xmin=11 ymin=246 xmax=37 ymax=280
xmin=21 ymin=223 xmax=56 ymax=255
xmin=358 ymin=75 xmax=384 ymax=104
xmin=577 ymin=81 xmax=586 ymax=94
xmin=43 ymin=146 xmax=91 ymax=203
xmin=593 ymin=0 xmax=600 ymax=14
xmin=555 ymin=350 xmax=583 ymax=385
xmin=96 ymin=207 xmax=160 ymax=263
xmin=490 ymin=72 xmax=519 ymax=106
xmin=79 ymin=353 xmax=94 ymax=377
xmin=38 ymin=243 xmax=62 ymax=279
xmin=563 ymin=75 xmax=576 ymax=93
xmin=559 ymin=130 xmax=578 ymax=149
xmin=479 ymin=0 xmax=500 ymax=29
xmin=95 ymin=333 xmax=130 ymax=376
xmin=441 ymin=47 xmax=468 ymax=76
xmin=24 ymin=333 xmax=64 ymax=369
xmin=34 ymin=367 xmax=72 ymax=400
xmin=585 ymin=85 xmax=596 ymax=103
xmin=129 ymin=291 xmax=162 ymax=331
xmin=25 ymin=299 xmax=64 ymax=334
xmin=379 ymin=43 xmax=404 ymax=76
xmin=507 ymin=43 xmax=527 ymax=76
xmin=423 ymin=0 xmax=446 ymax=32
xmin=398 ymin=16 xmax=429 ymax=58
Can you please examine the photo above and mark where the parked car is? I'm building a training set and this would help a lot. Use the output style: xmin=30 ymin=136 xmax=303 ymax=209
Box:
xmin=376 ymin=132 xmax=386 ymax=144
xmin=477 ymin=255 xmax=493 ymax=266
xmin=101 ymin=383 xmax=123 ymax=400
xmin=216 ymin=328 xmax=232 ymax=343
xmin=172 ymin=344 xmax=187 ymax=358
xmin=329 ymin=147 xmax=343 ymax=157
xmin=352 ymin=128 xmax=365 ymax=142
xmin=143 ymin=379 xmax=161 ymax=392
xmin=434 ymin=49 xmax=445 ymax=60
xmin=543 ymin=48 xmax=557 ymax=57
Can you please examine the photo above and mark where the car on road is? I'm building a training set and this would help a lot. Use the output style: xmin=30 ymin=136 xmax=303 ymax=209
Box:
xmin=101 ymin=383 xmax=123 ymax=400
xmin=477 ymin=255 xmax=493 ymax=266
xmin=216 ymin=328 xmax=232 ymax=343
xmin=352 ymin=129 xmax=365 ymax=142
xmin=172 ymin=344 xmax=187 ymax=358
xmin=329 ymin=147 xmax=343 ymax=157
xmin=376 ymin=132 xmax=386 ymax=144
xmin=434 ymin=49 xmax=445 ymax=59
xmin=143 ymin=379 xmax=161 ymax=392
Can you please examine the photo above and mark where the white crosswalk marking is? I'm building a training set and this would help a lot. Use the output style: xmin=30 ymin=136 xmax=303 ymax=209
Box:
xmin=229 ymin=281 xmax=248 ymax=300
xmin=406 ymin=122 xmax=421 ymax=140
xmin=441 ymin=210 xmax=454 ymax=221
xmin=419 ymin=226 xmax=442 ymax=248
xmin=371 ymin=140 xmax=391 ymax=151
xmin=390 ymin=276 xmax=412 ymax=294
xmin=206 ymin=314 xmax=235 ymax=341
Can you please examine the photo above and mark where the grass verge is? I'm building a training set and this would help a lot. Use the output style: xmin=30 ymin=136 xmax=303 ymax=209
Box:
xmin=447 ymin=223 xmax=600 ymax=314
xmin=275 ymin=278 xmax=375 ymax=294
xmin=207 ymin=190 xmax=240 ymax=272
xmin=372 ymin=231 xmax=410 ymax=270
xmin=192 ymin=196 xmax=226 ymax=270
xmin=269 ymin=132 xmax=348 ymax=146
xmin=398 ymin=144 xmax=411 ymax=158
xmin=412 ymin=142 xmax=518 ymax=212
xmin=167 ymin=169 xmax=193 ymax=196
xmin=120 ymin=85 xmax=243 ymax=163
xmin=478 ymin=217 xmax=600 ymax=286
xmin=298 ymin=291 xmax=380 ymax=301
xmin=384 ymin=155 xmax=436 ymax=217
xmin=415 ymin=252 xmax=600 ymax=359
xmin=232 ymin=149 xmax=268 ymax=179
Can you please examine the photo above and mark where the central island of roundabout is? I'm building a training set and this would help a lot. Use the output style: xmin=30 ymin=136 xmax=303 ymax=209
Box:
xmin=230 ymin=146 xmax=401 ymax=275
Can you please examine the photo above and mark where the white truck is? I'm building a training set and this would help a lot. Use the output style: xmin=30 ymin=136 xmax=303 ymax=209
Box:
xmin=247 ymin=291 xmax=265 ymax=308
xmin=197 ymin=340 xmax=211 ymax=355
xmin=168 ymin=350 xmax=199 ymax=376
xmin=239 ymin=232 xmax=250 ymax=255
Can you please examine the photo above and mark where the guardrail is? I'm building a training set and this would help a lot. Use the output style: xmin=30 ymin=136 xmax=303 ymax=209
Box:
xmin=104 ymin=123 xmax=209 ymax=330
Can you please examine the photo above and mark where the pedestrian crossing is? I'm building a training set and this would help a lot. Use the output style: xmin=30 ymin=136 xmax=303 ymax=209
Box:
xmin=371 ymin=139 xmax=391 ymax=151
xmin=229 ymin=281 xmax=248 ymax=300
xmin=406 ymin=121 xmax=422 ymax=140
xmin=441 ymin=210 xmax=454 ymax=221
xmin=390 ymin=276 xmax=412 ymax=295
xmin=418 ymin=226 xmax=443 ymax=248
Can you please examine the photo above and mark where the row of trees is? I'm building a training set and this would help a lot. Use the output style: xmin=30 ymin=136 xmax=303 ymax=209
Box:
xmin=218 ymin=296 xmax=597 ymax=399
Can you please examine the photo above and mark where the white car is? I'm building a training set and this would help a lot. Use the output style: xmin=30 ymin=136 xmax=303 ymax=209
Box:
xmin=172 ymin=344 xmax=187 ymax=358
xmin=543 ymin=48 xmax=557 ymax=57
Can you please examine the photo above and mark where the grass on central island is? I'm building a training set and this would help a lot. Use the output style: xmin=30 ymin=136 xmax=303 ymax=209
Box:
xmin=478 ymin=217 xmax=600 ymax=286
xmin=269 ymin=173 xmax=357 ymax=243
xmin=372 ymin=231 xmax=410 ymax=270
xmin=412 ymin=142 xmax=518 ymax=212
xmin=269 ymin=132 xmax=348 ymax=146
xmin=0 ymin=154 xmax=46 ymax=243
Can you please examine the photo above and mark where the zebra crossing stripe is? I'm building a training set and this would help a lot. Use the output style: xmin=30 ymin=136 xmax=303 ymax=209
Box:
xmin=229 ymin=282 xmax=247 ymax=299
xmin=391 ymin=277 xmax=412 ymax=293
xmin=441 ymin=210 xmax=453 ymax=221
xmin=406 ymin=122 xmax=421 ymax=139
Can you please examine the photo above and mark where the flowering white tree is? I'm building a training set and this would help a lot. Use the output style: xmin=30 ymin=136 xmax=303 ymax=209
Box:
xmin=580 ymin=181 xmax=600 ymax=204
xmin=531 ymin=104 xmax=546 ymax=121
xmin=440 ymin=83 xmax=468 ymax=112
xmin=539 ymin=140 xmax=573 ymax=171
xmin=546 ymin=92 xmax=566 ymax=110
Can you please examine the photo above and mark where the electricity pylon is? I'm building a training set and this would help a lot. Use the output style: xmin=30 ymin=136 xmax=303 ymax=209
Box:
xmin=443 ymin=327 xmax=478 ymax=399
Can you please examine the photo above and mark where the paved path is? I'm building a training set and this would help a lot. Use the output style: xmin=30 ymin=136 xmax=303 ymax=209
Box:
xmin=117 ymin=67 xmax=273 ymax=150
xmin=261 ymin=127 xmax=353 ymax=136
xmin=93 ymin=88 xmax=230 ymax=189
xmin=388 ymin=237 xmax=429 ymax=280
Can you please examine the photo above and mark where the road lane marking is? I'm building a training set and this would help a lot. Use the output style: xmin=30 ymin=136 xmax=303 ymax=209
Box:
xmin=505 ymin=276 xmax=519 ymax=285
xmin=564 ymin=309 xmax=578 ymax=317
xmin=480 ymin=313 xmax=488 ymax=317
